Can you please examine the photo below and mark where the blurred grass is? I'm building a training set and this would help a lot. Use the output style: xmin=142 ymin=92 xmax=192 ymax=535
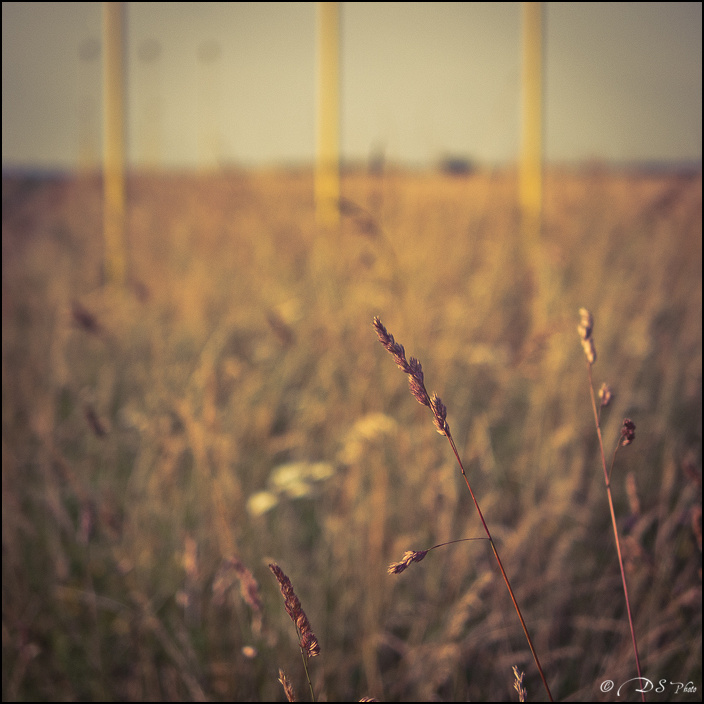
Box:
xmin=2 ymin=165 xmax=701 ymax=701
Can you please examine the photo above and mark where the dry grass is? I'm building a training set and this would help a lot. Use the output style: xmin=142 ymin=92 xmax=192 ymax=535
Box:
xmin=373 ymin=314 xmax=552 ymax=699
xmin=2 ymin=165 xmax=701 ymax=701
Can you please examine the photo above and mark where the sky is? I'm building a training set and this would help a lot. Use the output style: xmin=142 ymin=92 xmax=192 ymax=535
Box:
xmin=2 ymin=2 xmax=702 ymax=170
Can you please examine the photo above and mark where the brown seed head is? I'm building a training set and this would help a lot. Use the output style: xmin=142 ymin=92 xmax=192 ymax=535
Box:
xmin=374 ymin=317 xmax=450 ymax=431
xmin=513 ymin=665 xmax=527 ymax=703
xmin=578 ymin=308 xmax=597 ymax=364
xmin=300 ymin=626 xmax=320 ymax=658
xmin=278 ymin=668 xmax=296 ymax=702
xmin=229 ymin=556 xmax=263 ymax=612
xmin=598 ymin=383 xmax=613 ymax=407
xmin=269 ymin=562 xmax=300 ymax=621
xmin=387 ymin=549 xmax=429 ymax=575
xmin=577 ymin=307 xmax=594 ymax=340
xmin=269 ymin=563 xmax=320 ymax=657
xmin=408 ymin=360 xmax=431 ymax=407
xmin=373 ymin=317 xmax=412 ymax=374
xmin=620 ymin=418 xmax=636 ymax=446
xmin=430 ymin=394 xmax=449 ymax=436
xmin=581 ymin=338 xmax=597 ymax=365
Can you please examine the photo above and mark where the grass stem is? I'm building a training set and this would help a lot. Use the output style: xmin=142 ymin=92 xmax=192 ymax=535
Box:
xmin=374 ymin=317 xmax=553 ymax=702
xmin=585 ymin=361 xmax=645 ymax=703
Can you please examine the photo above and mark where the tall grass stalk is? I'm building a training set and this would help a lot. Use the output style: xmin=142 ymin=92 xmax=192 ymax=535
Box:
xmin=269 ymin=562 xmax=319 ymax=701
xmin=373 ymin=317 xmax=553 ymax=702
xmin=578 ymin=308 xmax=645 ymax=702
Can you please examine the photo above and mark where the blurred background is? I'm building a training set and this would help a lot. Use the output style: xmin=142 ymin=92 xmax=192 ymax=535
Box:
xmin=2 ymin=1 xmax=702 ymax=170
xmin=2 ymin=2 xmax=702 ymax=702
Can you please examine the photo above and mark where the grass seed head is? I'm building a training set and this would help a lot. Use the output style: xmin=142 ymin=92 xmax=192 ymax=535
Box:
xmin=577 ymin=307 xmax=594 ymax=340
xmin=578 ymin=308 xmax=597 ymax=364
xmin=373 ymin=317 xmax=413 ymax=375
xmin=620 ymin=418 xmax=636 ymax=446
xmin=269 ymin=563 xmax=320 ymax=657
xmin=430 ymin=394 xmax=449 ymax=436
xmin=598 ymin=383 xmax=613 ymax=407
xmin=278 ymin=668 xmax=296 ymax=702
xmin=513 ymin=665 xmax=527 ymax=702
xmin=228 ymin=557 xmax=263 ymax=613
xmin=374 ymin=317 xmax=449 ymax=430
xmin=387 ymin=549 xmax=429 ymax=575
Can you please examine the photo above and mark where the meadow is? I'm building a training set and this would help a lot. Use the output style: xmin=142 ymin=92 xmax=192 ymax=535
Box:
xmin=2 ymin=165 xmax=701 ymax=701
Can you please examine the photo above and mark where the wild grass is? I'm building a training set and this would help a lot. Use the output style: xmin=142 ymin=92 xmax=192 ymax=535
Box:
xmin=373 ymin=315 xmax=552 ymax=700
xmin=2 ymin=165 xmax=702 ymax=701
xmin=578 ymin=306 xmax=644 ymax=700
xmin=269 ymin=562 xmax=319 ymax=700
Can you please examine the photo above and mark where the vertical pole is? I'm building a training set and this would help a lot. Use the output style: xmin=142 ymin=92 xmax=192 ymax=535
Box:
xmin=520 ymin=2 xmax=544 ymax=322
xmin=315 ymin=2 xmax=340 ymax=226
xmin=520 ymin=2 xmax=542 ymax=232
xmin=102 ymin=1 xmax=126 ymax=285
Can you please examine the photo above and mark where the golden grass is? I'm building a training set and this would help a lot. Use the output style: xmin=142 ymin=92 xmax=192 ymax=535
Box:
xmin=2 ymin=165 xmax=701 ymax=701
xmin=374 ymin=315 xmax=552 ymax=700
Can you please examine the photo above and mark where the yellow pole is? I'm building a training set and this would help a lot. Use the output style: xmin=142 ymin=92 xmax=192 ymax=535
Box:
xmin=102 ymin=2 xmax=126 ymax=285
xmin=520 ymin=2 xmax=545 ymax=324
xmin=315 ymin=2 xmax=340 ymax=226
xmin=520 ymin=2 xmax=542 ymax=233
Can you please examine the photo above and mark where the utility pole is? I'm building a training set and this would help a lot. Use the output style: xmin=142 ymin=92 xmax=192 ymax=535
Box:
xmin=315 ymin=2 xmax=340 ymax=226
xmin=520 ymin=2 xmax=545 ymax=323
xmin=520 ymin=1 xmax=542 ymax=239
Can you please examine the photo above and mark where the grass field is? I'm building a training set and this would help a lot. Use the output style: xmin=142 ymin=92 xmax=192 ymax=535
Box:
xmin=2 ymin=165 xmax=701 ymax=701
